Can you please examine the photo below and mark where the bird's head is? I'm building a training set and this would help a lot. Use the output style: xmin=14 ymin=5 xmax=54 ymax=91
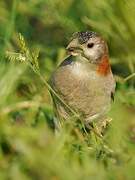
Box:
xmin=66 ymin=31 xmax=108 ymax=64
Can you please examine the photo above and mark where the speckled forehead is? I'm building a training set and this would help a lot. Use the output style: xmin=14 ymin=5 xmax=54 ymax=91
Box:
xmin=71 ymin=31 xmax=98 ymax=44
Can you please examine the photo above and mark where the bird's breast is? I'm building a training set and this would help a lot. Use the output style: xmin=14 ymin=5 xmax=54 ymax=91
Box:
xmin=51 ymin=60 xmax=114 ymax=118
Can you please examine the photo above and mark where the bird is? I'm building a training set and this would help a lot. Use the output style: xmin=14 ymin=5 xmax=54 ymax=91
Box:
xmin=50 ymin=31 xmax=115 ymax=131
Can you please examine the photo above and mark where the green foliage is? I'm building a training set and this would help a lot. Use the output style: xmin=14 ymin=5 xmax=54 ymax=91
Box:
xmin=0 ymin=0 xmax=135 ymax=179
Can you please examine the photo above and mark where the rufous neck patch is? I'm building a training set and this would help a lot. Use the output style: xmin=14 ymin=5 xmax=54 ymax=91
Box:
xmin=97 ymin=55 xmax=111 ymax=76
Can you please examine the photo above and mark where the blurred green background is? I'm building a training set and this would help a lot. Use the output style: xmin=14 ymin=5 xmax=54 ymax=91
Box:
xmin=0 ymin=0 xmax=135 ymax=179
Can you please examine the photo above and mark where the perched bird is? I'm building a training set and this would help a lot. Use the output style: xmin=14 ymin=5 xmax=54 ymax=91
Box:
xmin=50 ymin=31 xmax=115 ymax=130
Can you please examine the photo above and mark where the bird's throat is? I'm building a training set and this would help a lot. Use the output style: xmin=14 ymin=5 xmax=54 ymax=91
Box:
xmin=97 ymin=55 xmax=111 ymax=76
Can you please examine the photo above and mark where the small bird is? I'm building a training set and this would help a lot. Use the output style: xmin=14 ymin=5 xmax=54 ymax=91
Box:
xmin=50 ymin=31 xmax=115 ymax=130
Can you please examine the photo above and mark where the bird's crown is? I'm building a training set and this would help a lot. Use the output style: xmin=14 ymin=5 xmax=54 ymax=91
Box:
xmin=71 ymin=31 xmax=98 ymax=44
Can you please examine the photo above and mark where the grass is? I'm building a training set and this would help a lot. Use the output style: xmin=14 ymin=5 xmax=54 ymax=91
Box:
xmin=0 ymin=0 xmax=135 ymax=179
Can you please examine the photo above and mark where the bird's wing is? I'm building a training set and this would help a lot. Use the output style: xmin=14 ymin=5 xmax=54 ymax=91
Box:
xmin=111 ymin=76 xmax=116 ymax=101
xmin=49 ymin=91 xmax=62 ymax=129
xmin=49 ymin=55 xmax=75 ymax=119
xmin=111 ymin=91 xmax=115 ymax=101
xmin=50 ymin=90 xmax=72 ymax=129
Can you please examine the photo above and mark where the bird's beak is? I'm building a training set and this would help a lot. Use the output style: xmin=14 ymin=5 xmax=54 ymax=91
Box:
xmin=66 ymin=40 xmax=83 ymax=56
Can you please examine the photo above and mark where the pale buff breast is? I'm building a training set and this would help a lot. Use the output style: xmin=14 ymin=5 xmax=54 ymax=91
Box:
xmin=51 ymin=56 xmax=115 ymax=121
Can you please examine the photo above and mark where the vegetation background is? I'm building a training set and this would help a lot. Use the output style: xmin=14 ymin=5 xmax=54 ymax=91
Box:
xmin=0 ymin=0 xmax=135 ymax=179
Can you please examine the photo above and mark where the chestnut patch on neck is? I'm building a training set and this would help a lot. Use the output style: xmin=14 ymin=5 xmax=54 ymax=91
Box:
xmin=97 ymin=55 xmax=110 ymax=75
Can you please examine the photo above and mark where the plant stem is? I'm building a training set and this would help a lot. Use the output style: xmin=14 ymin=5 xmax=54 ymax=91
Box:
xmin=124 ymin=73 xmax=135 ymax=82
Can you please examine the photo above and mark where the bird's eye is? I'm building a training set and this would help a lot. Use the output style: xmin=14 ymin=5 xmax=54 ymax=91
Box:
xmin=87 ymin=43 xmax=94 ymax=48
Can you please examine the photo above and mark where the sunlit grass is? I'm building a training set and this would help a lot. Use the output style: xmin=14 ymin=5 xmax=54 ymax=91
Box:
xmin=0 ymin=0 xmax=135 ymax=179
